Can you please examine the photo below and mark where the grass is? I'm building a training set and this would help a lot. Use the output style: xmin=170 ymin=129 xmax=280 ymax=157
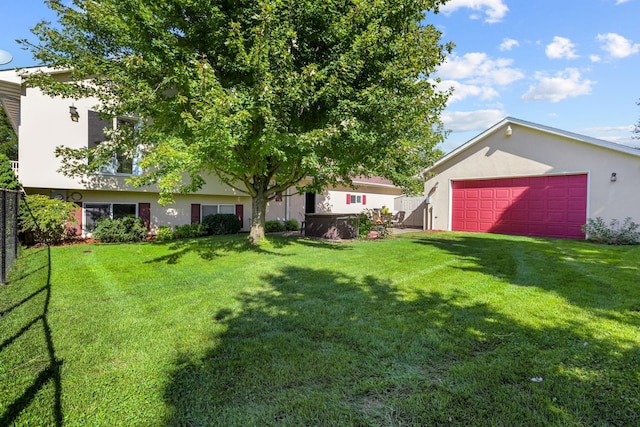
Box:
xmin=1 ymin=232 xmax=639 ymax=426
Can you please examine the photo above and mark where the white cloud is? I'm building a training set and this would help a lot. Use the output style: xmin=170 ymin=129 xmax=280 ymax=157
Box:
xmin=442 ymin=110 xmax=505 ymax=132
xmin=590 ymin=54 xmax=602 ymax=63
xmin=440 ymin=0 xmax=509 ymax=23
xmin=597 ymin=33 xmax=640 ymax=58
xmin=499 ymin=38 xmax=519 ymax=51
xmin=546 ymin=36 xmax=579 ymax=59
xmin=438 ymin=53 xmax=524 ymax=86
xmin=615 ymin=0 xmax=631 ymax=4
xmin=522 ymin=68 xmax=595 ymax=103
xmin=436 ymin=79 xmax=500 ymax=104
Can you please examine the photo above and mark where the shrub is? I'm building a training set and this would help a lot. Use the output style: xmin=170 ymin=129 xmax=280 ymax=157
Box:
xmin=0 ymin=154 xmax=20 ymax=190
xmin=202 ymin=214 xmax=241 ymax=235
xmin=155 ymin=225 xmax=174 ymax=241
xmin=173 ymin=223 xmax=207 ymax=239
xmin=19 ymin=194 xmax=78 ymax=245
xmin=357 ymin=209 xmax=391 ymax=239
xmin=357 ymin=213 xmax=372 ymax=239
xmin=284 ymin=219 xmax=299 ymax=231
xmin=582 ymin=217 xmax=640 ymax=245
xmin=265 ymin=220 xmax=285 ymax=233
xmin=92 ymin=216 xmax=148 ymax=243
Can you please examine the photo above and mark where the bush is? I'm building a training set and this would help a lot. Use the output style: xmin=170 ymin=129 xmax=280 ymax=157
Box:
xmin=0 ymin=154 xmax=20 ymax=190
xmin=92 ymin=216 xmax=148 ymax=243
xmin=155 ymin=225 xmax=174 ymax=241
xmin=284 ymin=219 xmax=299 ymax=231
xmin=582 ymin=217 xmax=640 ymax=245
xmin=19 ymin=194 xmax=78 ymax=245
xmin=265 ymin=220 xmax=285 ymax=233
xmin=202 ymin=214 xmax=241 ymax=235
xmin=173 ymin=223 xmax=207 ymax=239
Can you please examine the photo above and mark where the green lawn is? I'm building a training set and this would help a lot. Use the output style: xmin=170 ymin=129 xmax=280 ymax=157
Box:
xmin=1 ymin=232 xmax=639 ymax=426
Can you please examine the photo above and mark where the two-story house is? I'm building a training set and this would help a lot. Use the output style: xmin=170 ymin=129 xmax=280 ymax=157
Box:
xmin=0 ymin=66 xmax=404 ymax=235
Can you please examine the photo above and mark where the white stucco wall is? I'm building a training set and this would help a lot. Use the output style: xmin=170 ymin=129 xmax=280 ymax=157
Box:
xmin=15 ymin=74 xmax=244 ymax=197
xmin=424 ymin=122 xmax=640 ymax=232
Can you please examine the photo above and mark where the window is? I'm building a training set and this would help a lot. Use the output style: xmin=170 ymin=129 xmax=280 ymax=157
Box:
xmin=346 ymin=194 xmax=366 ymax=205
xmin=202 ymin=204 xmax=235 ymax=219
xmin=85 ymin=203 xmax=137 ymax=231
xmin=88 ymin=111 xmax=140 ymax=175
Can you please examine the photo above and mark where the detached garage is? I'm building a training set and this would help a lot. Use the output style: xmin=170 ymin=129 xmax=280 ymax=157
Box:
xmin=424 ymin=117 xmax=640 ymax=239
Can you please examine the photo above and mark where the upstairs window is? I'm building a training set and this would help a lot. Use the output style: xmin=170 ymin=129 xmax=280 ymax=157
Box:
xmin=88 ymin=111 xmax=140 ymax=175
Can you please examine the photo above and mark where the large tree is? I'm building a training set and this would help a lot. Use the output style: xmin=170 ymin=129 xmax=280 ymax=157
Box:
xmin=23 ymin=0 xmax=453 ymax=243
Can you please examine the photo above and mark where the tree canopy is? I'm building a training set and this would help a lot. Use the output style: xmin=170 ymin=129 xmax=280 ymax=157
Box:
xmin=23 ymin=0 xmax=453 ymax=243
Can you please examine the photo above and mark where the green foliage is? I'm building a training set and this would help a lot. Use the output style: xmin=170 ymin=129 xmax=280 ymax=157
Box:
xmin=92 ymin=216 xmax=148 ymax=243
xmin=202 ymin=214 xmax=241 ymax=236
xmin=0 ymin=154 xmax=20 ymax=190
xmin=265 ymin=220 xmax=286 ymax=233
xmin=358 ymin=209 xmax=391 ymax=239
xmin=357 ymin=213 xmax=373 ymax=239
xmin=24 ymin=0 xmax=452 ymax=243
xmin=173 ymin=223 xmax=207 ymax=239
xmin=0 ymin=106 xmax=17 ymax=160
xmin=582 ymin=217 xmax=640 ymax=245
xmin=155 ymin=225 xmax=174 ymax=241
xmin=19 ymin=194 xmax=78 ymax=245
xmin=284 ymin=219 xmax=299 ymax=232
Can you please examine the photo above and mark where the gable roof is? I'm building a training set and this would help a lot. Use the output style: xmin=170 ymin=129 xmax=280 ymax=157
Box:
xmin=425 ymin=117 xmax=640 ymax=174
xmin=0 ymin=70 xmax=22 ymax=134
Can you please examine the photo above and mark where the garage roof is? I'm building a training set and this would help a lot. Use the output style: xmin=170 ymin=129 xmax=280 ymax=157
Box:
xmin=425 ymin=117 xmax=640 ymax=175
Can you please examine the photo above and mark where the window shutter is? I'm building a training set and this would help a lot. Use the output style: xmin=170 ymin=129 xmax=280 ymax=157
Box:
xmin=346 ymin=194 xmax=351 ymax=205
xmin=235 ymin=204 xmax=244 ymax=227
xmin=362 ymin=195 xmax=366 ymax=205
xmin=191 ymin=204 xmax=201 ymax=224
xmin=138 ymin=202 xmax=151 ymax=230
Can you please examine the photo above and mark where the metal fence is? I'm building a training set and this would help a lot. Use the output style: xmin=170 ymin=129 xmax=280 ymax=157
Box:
xmin=1 ymin=188 xmax=20 ymax=284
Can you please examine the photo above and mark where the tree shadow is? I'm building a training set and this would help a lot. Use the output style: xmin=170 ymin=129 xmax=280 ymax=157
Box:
xmin=161 ymin=265 xmax=639 ymax=425
xmin=0 ymin=246 xmax=63 ymax=427
xmin=145 ymin=234 xmax=350 ymax=264
xmin=410 ymin=233 xmax=640 ymax=319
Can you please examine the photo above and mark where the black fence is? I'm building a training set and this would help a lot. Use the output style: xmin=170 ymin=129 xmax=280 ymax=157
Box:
xmin=1 ymin=188 xmax=20 ymax=284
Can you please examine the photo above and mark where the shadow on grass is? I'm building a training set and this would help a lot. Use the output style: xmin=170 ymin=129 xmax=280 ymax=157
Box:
xmin=0 ymin=246 xmax=63 ymax=427
xmin=410 ymin=233 xmax=640 ymax=319
xmin=145 ymin=234 xmax=350 ymax=264
xmin=162 ymin=265 xmax=639 ymax=425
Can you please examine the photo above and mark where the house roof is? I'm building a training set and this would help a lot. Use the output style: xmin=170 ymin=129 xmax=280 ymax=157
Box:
xmin=0 ymin=67 xmax=75 ymax=134
xmin=424 ymin=117 xmax=640 ymax=174
xmin=0 ymin=70 xmax=22 ymax=134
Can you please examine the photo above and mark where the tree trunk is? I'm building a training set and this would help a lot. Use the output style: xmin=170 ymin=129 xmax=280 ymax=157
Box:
xmin=249 ymin=189 xmax=268 ymax=244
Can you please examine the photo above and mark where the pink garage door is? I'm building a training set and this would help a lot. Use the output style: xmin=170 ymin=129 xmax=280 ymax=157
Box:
xmin=452 ymin=174 xmax=587 ymax=239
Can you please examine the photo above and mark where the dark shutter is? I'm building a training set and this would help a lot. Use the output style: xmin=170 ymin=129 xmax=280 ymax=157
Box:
xmin=138 ymin=203 xmax=151 ymax=230
xmin=72 ymin=202 xmax=83 ymax=235
xmin=235 ymin=204 xmax=244 ymax=227
xmin=191 ymin=204 xmax=201 ymax=224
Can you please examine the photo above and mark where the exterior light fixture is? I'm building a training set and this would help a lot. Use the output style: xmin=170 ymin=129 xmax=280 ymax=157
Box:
xmin=69 ymin=105 xmax=79 ymax=122
xmin=505 ymin=125 xmax=513 ymax=137
xmin=610 ymin=172 xmax=617 ymax=182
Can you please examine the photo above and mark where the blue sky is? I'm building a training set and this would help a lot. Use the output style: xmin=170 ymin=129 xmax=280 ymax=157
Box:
xmin=428 ymin=0 xmax=640 ymax=152
xmin=2 ymin=0 xmax=639 ymax=152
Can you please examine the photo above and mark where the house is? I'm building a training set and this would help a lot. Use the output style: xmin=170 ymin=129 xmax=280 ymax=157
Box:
xmin=423 ymin=117 xmax=640 ymax=239
xmin=0 ymin=67 xmax=403 ymax=234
